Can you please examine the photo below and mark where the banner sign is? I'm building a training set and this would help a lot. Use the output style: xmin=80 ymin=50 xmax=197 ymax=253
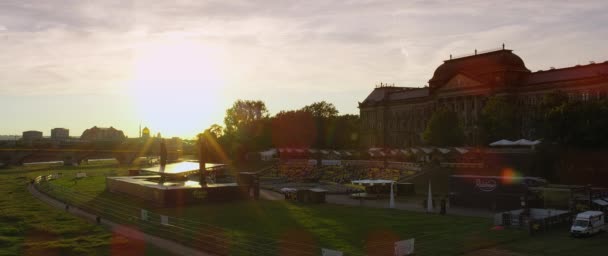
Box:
xmin=475 ymin=178 xmax=497 ymax=192
xmin=394 ymin=238 xmax=415 ymax=256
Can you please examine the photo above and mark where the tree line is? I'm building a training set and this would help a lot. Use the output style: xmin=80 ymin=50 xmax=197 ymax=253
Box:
xmin=197 ymin=100 xmax=359 ymax=162
xmin=424 ymin=91 xmax=608 ymax=147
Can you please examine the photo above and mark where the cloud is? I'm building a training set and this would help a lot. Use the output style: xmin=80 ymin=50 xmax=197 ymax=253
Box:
xmin=1 ymin=0 xmax=608 ymax=134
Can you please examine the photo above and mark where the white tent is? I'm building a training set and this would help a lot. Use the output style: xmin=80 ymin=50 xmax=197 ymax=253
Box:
xmin=259 ymin=149 xmax=277 ymax=161
xmin=438 ymin=148 xmax=451 ymax=154
xmin=514 ymin=139 xmax=541 ymax=146
xmin=454 ymin=147 xmax=469 ymax=154
xmin=489 ymin=139 xmax=515 ymax=147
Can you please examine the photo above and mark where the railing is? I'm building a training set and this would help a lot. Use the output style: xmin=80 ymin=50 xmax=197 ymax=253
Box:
xmin=33 ymin=176 xmax=368 ymax=256
xmin=450 ymin=46 xmax=505 ymax=60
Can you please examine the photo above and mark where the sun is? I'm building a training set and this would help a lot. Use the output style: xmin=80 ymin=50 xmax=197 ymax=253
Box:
xmin=128 ymin=34 xmax=226 ymax=138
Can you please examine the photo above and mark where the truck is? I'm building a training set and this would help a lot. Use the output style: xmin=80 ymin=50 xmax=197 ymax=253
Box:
xmin=570 ymin=211 xmax=606 ymax=237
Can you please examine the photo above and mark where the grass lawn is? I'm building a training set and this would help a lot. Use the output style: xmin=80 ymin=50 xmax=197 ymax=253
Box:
xmin=0 ymin=163 xmax=175 ymax=256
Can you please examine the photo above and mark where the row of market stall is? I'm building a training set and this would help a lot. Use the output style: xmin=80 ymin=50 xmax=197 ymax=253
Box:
xmin=258 ymin=146 xmax=478 ymax=160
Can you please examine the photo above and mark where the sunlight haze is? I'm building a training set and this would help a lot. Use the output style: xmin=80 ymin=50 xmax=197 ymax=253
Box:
xmin=1 ymin=0 xmax=607 ymax=138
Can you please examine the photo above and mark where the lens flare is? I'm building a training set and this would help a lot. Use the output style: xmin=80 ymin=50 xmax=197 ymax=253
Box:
xmin=501 ymin=168 xmax=520 ymax=184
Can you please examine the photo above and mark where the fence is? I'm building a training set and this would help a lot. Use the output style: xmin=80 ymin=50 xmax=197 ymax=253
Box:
xmin=494 ymin=208 xmax=572 ymax=235
xmin=33 ymin=176 xmax=369 ymax=256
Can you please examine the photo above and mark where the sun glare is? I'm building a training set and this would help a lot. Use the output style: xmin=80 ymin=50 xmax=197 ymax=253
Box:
xmin=128 ymin=35 xmax=226 ymax=138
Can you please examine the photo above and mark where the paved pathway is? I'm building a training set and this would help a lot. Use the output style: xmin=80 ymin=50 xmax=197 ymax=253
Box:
xmin=28 ymin=184 xmax=213 ymax=256
xmin=260 ymin=189 xmax=285 ymax=201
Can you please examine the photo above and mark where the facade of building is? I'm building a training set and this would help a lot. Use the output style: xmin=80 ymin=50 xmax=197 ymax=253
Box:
xmin=359 ymin=48 xmax=608 ymax=148
xmin=80 ymin=126 xmax=126 ymax=142
xmin=51 ymin=128 xmax=69 ymax=141
xmin=22 ymin=131 xmax=43 ymax=142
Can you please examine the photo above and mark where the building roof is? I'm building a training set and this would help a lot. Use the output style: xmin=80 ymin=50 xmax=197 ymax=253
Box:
xmin=429 ymin=49 xmax=530 ymax=89
xmin=388 ymin=88 xmax=429 ymax=101
xmin=361 ymin=87 xmax=428 ymax=106
xmin=525 ymin=62 xmax=608 ymax=85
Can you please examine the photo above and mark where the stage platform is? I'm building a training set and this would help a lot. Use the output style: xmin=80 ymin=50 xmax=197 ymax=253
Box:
xmin=106 ymin=172 xmax=259 ymax=206
xmin=139 ymin=161 xmax=226 ymax=177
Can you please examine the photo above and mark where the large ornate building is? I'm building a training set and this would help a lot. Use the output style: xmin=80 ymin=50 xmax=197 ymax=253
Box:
xmin=359 ymin=47 xmax=608 ymax=148
xmin=80 ymin=126 xmax=126 ymax=142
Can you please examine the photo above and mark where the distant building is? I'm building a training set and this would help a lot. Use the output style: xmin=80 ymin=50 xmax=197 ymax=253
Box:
xmin=51 ymin=128 xmax=69 ymax=141
xmin=22 ymin=131 xmax=43 ymax=142
xmin=80 ymin=126 xmax=126 ymax=142
xmin=142 ymin=127 xmax=150 ymax=139
xmin=359 ymin=47 xmax=608 ymax=147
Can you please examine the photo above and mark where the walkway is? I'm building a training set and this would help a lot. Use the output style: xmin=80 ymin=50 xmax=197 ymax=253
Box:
xmin=326 ymin=194 xmax=495 ymax=218
xmin=28 ymin=184 xmax=213 ymax=256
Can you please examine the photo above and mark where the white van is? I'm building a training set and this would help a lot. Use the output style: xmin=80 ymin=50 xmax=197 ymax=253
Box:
xmin=570 ymin=211 xmax=606 ymax=237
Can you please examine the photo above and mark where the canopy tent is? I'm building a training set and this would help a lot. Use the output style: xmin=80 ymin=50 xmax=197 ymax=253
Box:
xmin=352 ymin=179 xmax=396 ymax=209
xmin=454 ymin=147 xmax=469 ymax=154
xmin=514 ymin=139 xmax=541 ymax=146
xmin=259 ymin=149 xmax=277 ymax=160
xmin=400 ymin=149 xmax=411 ymax=155
xmin=592 ymin=199 xmax=608 ymax=206
xmin=490 ymin=139 xmax=541 ymax=147
xmin=489 ymin=139 xmax=515 ymax=147
xmin=438 ymin=148 xmax=451 ymax=154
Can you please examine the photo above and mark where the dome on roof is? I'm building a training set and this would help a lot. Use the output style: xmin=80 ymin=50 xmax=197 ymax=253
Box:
xmin=429 ymin=49 xmax=529 ymax=89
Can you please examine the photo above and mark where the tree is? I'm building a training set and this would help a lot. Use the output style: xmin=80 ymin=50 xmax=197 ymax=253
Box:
xmin=534 ymin=91 xmax=568 ymax=140
xmin=423 ymin=108 xmax=465 ymax=146
xmin=224 ymin=100 xmax=269 ymax=135
xmin=271 ymin=110 xmax=316 ymax=148
xmin=479 ymin=96 xmax=519 ymax=143
xmin=544 ymin=99 xmax=608 ymax=147
xmin=222 ymin=100 xmax=271 ymax=162
xmin=301 ymin=101 xmax=339 ymax=118
xmin=205 ymin=124 xmax=224 ymax=139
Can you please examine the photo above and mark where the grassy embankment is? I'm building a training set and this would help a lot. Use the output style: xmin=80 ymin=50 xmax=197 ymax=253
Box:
xmin=0 ymin=162 xmax=174 ymax=256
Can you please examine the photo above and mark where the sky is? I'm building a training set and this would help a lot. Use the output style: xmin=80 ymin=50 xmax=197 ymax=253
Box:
xmin=1 ymin=0 xmax=608 ymax=139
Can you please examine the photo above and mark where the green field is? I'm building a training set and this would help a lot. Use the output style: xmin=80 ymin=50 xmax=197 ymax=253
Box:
xmin=0 ymin=163 xmax=174 ymax=256
xmin=3 ymin=162 xmax=608 ymax=255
